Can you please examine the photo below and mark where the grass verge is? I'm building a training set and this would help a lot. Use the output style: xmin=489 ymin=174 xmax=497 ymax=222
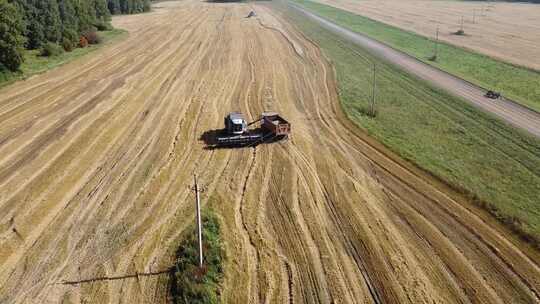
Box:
xmin=278 ymin=2 xmax=540 ymax=246
xmin=291 ymin=0 xmax=540 ymax=113
xmin=0 ymin=29 xmax=127 ymax=89
xmin=170 ymin=210 xmax=224 ymax=304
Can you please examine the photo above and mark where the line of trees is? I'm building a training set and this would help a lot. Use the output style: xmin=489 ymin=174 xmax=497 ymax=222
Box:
xmin=0 ymin=0 xmax=151 ymax=72
xmin=108 ymin=0 xmax=152 ymax=15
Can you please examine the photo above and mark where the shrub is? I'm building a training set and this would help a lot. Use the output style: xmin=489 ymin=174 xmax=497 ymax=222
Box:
xmin=40 ymin=42 xmax=63 ymax=57
xmin=62 ymin=29 xmax=79 ymax=44
xmin=143 ymin=0 xmax=151 ymax=12
xmin=62 ymin=39 xmax=74 ymax=52
xmin=94 ymin=21 xmax=112 ymax=31
xmin=79 ymin=36 xmax=88 ymax=48
xmin=82 ymin=30 xmax=101 ymax=45
xmin=82 ymin=25 xmax=97 ymax=34
xmin=356 ymin=104 xmax=378 ymax=118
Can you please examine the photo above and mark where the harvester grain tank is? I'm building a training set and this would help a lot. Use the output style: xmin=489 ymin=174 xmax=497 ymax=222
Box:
xmin=261 ymin=112 xmax=291 ymax=136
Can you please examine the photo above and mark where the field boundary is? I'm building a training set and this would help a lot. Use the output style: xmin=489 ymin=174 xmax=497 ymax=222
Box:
xmin=290 ymin=0 xmax=540 ymax=113
xmin=289 ymin=2 xmax=540 ymax=117
xmin=309 ymin=0 xmax=540 ymax=75
xmin=289 ymin=2 xmax=540 ymax=114
xmin=288 ymin=1 xmax=540 ymax=141
xmin=0 ymin=29 xmax=128 ymax=90
xmin=280 ymin=1 xmax=540 ymax=251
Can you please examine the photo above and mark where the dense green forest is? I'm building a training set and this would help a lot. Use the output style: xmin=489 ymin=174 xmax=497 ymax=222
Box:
xmin=0 ymin=0 xmax=151 ymax=72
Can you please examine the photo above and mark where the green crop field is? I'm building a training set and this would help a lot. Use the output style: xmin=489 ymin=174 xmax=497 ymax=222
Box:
xmin=292 ymin=0 xmax=540 ymax=113
xmin=0 ymin=29 xmax=126 ymax=88
xmin=278 ymin=2 xmax=540 ymax=245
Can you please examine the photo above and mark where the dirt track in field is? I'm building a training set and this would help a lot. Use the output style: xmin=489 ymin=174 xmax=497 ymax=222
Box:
xmin=0 ymin=1 xmax=539 ymax=303
xmin=313 ymin=0 xmax=540 ymax=71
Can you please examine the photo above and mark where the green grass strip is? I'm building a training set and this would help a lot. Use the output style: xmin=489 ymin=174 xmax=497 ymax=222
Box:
xmin=170 ymin=210 xmax=224 ymax=304
xmin=281 ymin=2 xmax=540 ymax=245
xmin=292 ymin=0 xmax=540 ymax=113
xmin=0 ymin=29 xmax=127 ymax=88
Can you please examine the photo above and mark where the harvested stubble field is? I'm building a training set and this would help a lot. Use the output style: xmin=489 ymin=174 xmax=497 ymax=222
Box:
xmin=312 ymin=0 xmax=540 ymax=71
xmin=0 ymin=1 xmax=539 ymax=303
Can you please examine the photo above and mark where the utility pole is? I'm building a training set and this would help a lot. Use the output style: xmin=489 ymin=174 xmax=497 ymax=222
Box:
xmin=473 ymin=9 xmax=476 ymax=24
xmin=461 ymin=16 xmax=464 ymax=32
xmin=194 ymin=174 xmax=203 ymax=268
xmin=433 ymin=25 xmax=440 ymax=60
xmin=370 ymin=63 xmax=376 ymax=117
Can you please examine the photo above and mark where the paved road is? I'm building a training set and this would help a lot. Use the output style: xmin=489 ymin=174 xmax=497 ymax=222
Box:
xmin=291 ymin=4 xmax=540 ymax=139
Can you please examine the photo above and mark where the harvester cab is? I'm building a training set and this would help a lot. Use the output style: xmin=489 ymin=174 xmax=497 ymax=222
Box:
xmin=225 ymin=112 xmax=248 ymax=135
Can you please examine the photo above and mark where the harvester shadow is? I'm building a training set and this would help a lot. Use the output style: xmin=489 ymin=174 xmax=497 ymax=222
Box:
xmin=200 ymin=128 xmax=285 ymax=150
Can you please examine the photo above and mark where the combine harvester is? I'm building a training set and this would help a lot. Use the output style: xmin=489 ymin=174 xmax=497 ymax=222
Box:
xmin=213 ymin=112 xmax=290 ymax=148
